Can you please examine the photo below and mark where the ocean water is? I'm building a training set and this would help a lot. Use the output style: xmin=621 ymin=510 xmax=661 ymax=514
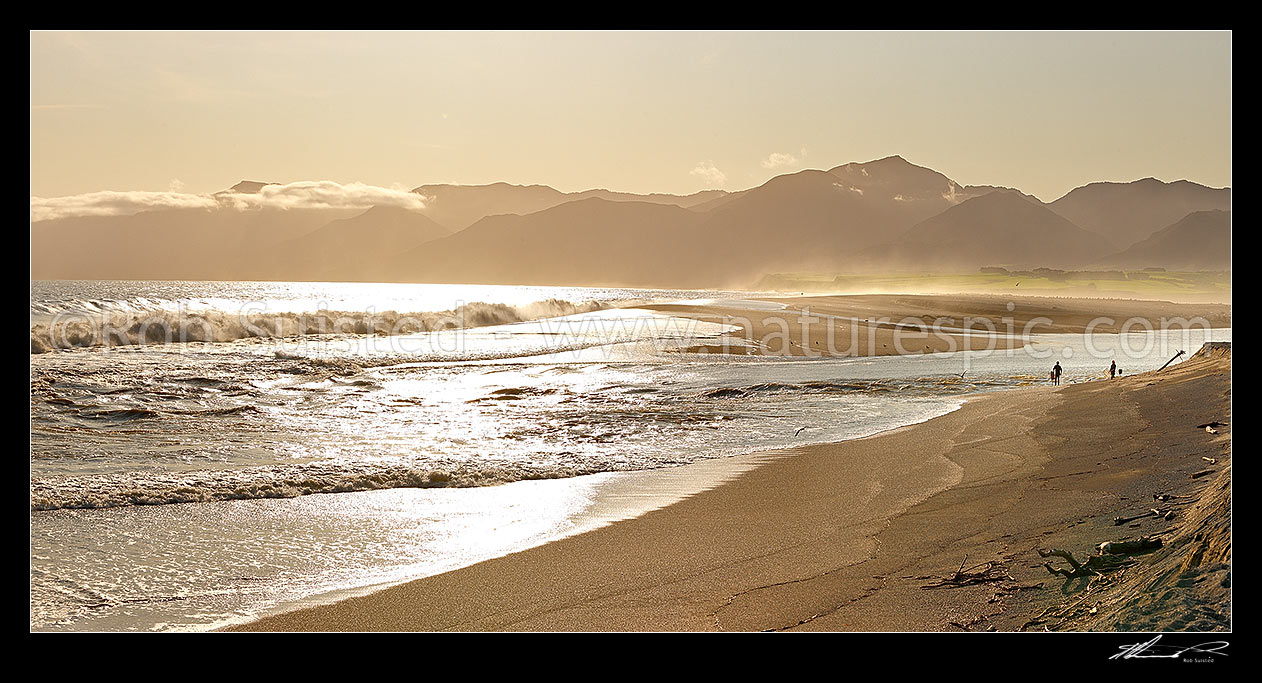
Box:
xmin=29 ymin=280 xmax=1230 ymax=631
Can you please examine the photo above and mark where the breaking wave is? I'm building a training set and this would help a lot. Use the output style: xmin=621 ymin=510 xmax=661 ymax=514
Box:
xmin=31 ymin=460 xmax=614 ymax=511
xmin=31 ymin=298 xmax=608 ymax=353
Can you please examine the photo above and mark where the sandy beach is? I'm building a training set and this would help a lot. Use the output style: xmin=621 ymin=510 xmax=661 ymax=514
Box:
xmin=234 ymin=338 xmax=1231 ymax=632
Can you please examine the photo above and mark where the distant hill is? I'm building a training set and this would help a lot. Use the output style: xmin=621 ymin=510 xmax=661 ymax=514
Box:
xmin=1092 ymin=210 xmax=1231 ymax=271
xmin=686 ymin=189 xmax=749 ymax=213
xmin=378 ymin=198 xmax=716 ymax=287
xmin=380 ymin=156 xmax=1010 ymax=286
xmin=827 ymin=155 xmax=995 ymax=206
xmin=857 ymin=190 xmax=1111 ymax=271
xmin=219 ymin=180 xmax=277 ymax=195
xmin=31 ymin=161 xmax=1233 ymax=286
xmin=1049 ymin=178 xmax=1230 ymax=249
xmin=30 ymin=206 xmax=357 ymax=280
xmin=411 ymin=182 xmax=729 ymax=231
xmin=690 ymin=155 xmax=1003 ymax=274
xmin=571 ymin=188 xmax=728 ymax=208
xmin=272 ymin=206 xmax=452 ymax=281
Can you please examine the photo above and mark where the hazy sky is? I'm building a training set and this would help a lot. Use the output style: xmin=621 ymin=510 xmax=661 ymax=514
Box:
xmin=30 ymin=30 xmax=1231 ymax=202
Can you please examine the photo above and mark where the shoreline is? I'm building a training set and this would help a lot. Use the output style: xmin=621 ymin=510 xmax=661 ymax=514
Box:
xmin=232 ymin=344 xmax=1230 ymax=632
xmin=221 ymin=402 xmax=971 ymax=632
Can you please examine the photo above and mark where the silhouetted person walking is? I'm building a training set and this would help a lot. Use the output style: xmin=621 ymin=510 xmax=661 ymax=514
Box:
xmin=1109 ymin=360 xmax=1116 ymax=379
xmin=1053 ymin=361 xmax=1062 ymax=386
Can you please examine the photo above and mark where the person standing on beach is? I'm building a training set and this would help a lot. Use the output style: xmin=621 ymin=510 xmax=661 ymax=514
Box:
xmin=1053 ymin=361 xmax=1062 ymax=386
xmin=1109 ymin=360 xmax=1117 ymax=379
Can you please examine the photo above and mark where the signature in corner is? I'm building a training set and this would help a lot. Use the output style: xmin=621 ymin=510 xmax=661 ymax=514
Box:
xmin=1110 ymin=635 xmax=1229 ymax=660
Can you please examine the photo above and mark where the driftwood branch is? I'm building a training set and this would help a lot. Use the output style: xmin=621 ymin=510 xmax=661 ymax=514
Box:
xmin=1157 ymin=350 xmax=1185 ymax=372
xmin=922 ymin=556 xmax=1014 ymax=589
xmin=1038 ymin=537 xmax=1162 ymax=578
xmin=1113 ymin=507 xmax=1174 ymax=525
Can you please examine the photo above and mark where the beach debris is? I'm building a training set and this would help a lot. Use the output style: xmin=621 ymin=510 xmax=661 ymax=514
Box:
xmin=1021 ymin=543 xmax=1170 ymax=631
xmin=1115 ymin=508 xmax=1174 ymax=524
xmin=1190 ymin=469 xmax=1215 ymax=479
xmin=988 ymin=582 xmax=1044 ymax=603
xmin=794 ymin=426 xmax=808 ymax=436
xmin=1153 ymin=492 xmax=1195 ymax=502
xmin=921 ymin=555 xmax=1014 ymax=589
xmin=1202 ymin=456 xmax=1218 ymax=464
xmin=1204 ymin=426 xmax=1219 ymax=435
xmin=1097 ymin=537 xmax=1163 ymax=555
xmin=1038 ymin=536 xmax=1162 ymax=579
xmin=1196 ymin=421 xmax=1228 ymax=429
xmin=1156 ymin=350 xmax=1186 ymax=372
xmin=1038 ymin=548 xmax=1133 ymax=578
xmin=1113 ymin=508 xmax=1166 ymax=525
xmin=1152 ymin=507 xmax=1175 ymax=521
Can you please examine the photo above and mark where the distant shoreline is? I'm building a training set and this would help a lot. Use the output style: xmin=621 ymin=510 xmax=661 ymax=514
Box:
xmin=641 ymin=292 xmax=1231 ymax=357
xmin=233 ymin=343 xmax=1231 ymax=632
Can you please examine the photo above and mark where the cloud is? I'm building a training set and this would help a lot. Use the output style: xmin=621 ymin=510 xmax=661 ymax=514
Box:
xmin=761 ymin=152 xmax=800 ymax=169
xmin=30 ymin=191 xmax=219 ymax=222
xmin=220 ymin=181 xmax=428 ymax=212
xmin=690 ymin=161 xmax=727 ymax=187
xmin=31 ymin=181 xmax=428 ymax=222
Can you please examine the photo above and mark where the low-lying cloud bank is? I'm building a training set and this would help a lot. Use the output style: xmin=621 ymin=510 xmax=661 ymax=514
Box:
xmin=29 ymin=190 xmax=220 ymax=221
xmin=31 ymin=180 xmax=427 ymax=222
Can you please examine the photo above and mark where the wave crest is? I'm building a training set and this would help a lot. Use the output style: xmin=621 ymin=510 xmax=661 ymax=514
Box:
xmin=31 ymin=460 xmax=606 ymax=511
xmin=31 ymin=298 xmax=607 ymax=353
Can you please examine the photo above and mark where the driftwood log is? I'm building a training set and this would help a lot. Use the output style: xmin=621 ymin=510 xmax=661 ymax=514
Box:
xmin=1097 ymin=537 xmax=1163 ymax=555
xmin=1038 ymin=537 xmax=1162 ymax=578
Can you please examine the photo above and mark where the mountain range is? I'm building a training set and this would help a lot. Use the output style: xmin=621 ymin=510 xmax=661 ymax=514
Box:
xmin=30 ymin=156 xmax=1231 ymax=287
xmin=1092 ymin=210 xmax=1231 ymax=271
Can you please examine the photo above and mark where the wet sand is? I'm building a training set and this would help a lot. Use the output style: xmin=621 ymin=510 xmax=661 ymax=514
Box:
xmin=233 ymin=343 xmax=1231 ymax=632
